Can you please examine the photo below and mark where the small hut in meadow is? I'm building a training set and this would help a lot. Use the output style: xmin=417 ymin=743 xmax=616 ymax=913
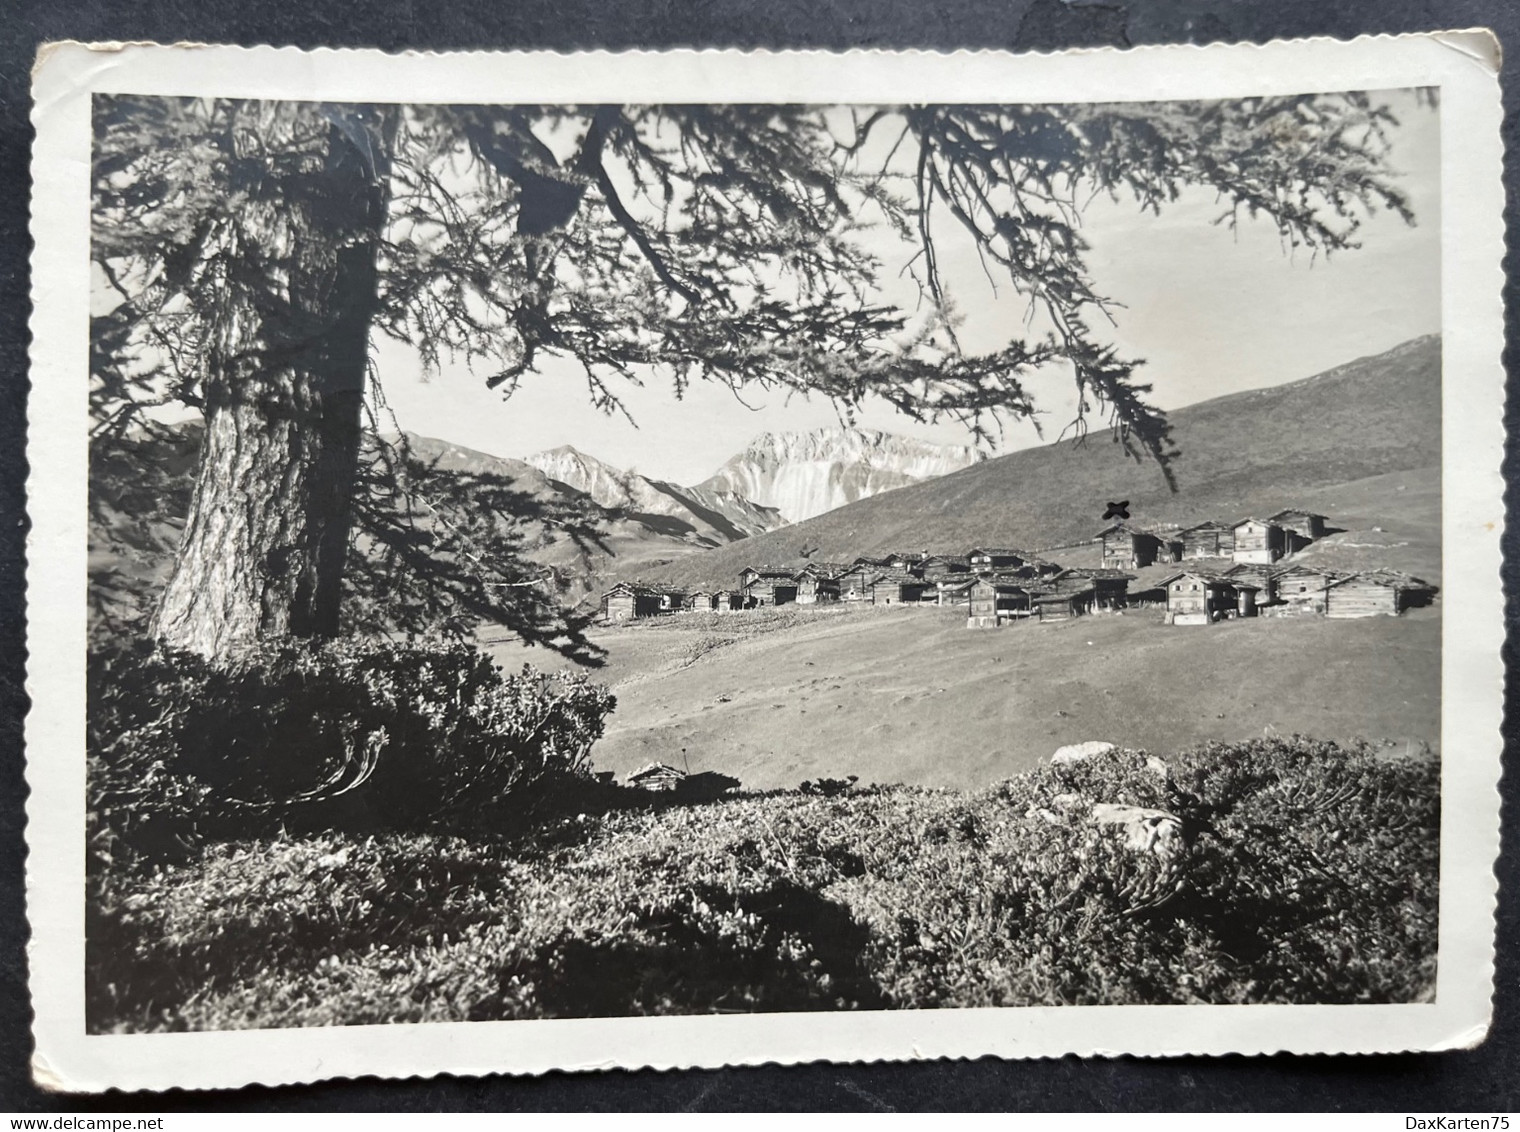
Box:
xmin=1049 ymin=568 xmax=1133 ymax=611
xmin=836 ymin=563 xmax=882 ymax=601
xmin=1324 ymin=571 xmax=1436 ymax=618
xmin=871 ymin=572 xmax=934 ymax=605
xmin=1231 ymin=518 xmax=1287 ymax=564
xmin=1033 ymin=586 xmax=1094 ymax=621
xmin=918 ymin=554 xmax=973 ymax=582
xmin=1269 ymin=565 xmax=1347 ymax=617
xmin=1178 ymin=521 xmax=1236 ymax=559
xmin=1097 ymin=523 xmax=1173 ymax=569
xmin=626 ymin=763 xmax=687 ymax=791
xmin=1161 ymin=570 xmax=1259 ymax=625
xmin=967 ymin=576 xmax=1049 ymax=627
xmin=1224 ymin=562 xmax=1280 ymax=606
xmin=1268 ymin=508 xmax=1329 ymax=542
xmin=739 ymin=565 xmax=801 ymax=607
xmin=936 ymin=576 xmax=977 ymax=609
xmin=601 ymin=582 xmax=656 ymax=622
xmin=794 ymin=567 xmax=841 ymax=604
xmin=968 ymin=547 xmax=1033 ymax=573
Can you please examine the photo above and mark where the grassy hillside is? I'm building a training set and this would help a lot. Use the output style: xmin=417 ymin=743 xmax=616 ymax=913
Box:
xmin=638 ymin=335 xmax=1440 ymax=589
xmin=496 ymin=601 xmax=1439 ymax=792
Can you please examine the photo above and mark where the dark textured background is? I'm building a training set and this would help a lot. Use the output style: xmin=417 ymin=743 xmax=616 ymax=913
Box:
xmin=1 ymin=0 xmax=1515 ymax=1112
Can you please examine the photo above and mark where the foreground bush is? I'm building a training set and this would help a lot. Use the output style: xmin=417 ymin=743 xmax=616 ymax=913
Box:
xmin=87 ymin=639 xmax=615 ymax=867
xmin=87 ymin=736 xmax=1438 ymax=1030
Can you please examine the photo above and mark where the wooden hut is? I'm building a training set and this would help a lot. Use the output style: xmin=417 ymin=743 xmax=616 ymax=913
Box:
xmin=936 ymin=576 xmax=977 ymax=609
xmin=712 ymin=589 xmax=743 ymax=612
xmin=968 ymin=547 xmax=1032 ymax=573
xmin=1049 ymin=567 xmax=1132 ymax=610
xmin=1097 ymin=523 xmax=1172 ymax=569
xmin=740 ymin=565 xmax=800 ymax=607
xmin=600 ymin=582 xmax=660 ymax=622
xmin=837 ymin=563 xmax=882 ymax=602
xmin=626 ymin=763 xmax=687 ymax=791
xmin=1178 ymin=521 xmax=1235 ymax=559
xmin=794 ymin=568 xmax=841 ymax=604
xmin=1268 ymin=565 xmax=1346 ymax=617
xmin=1161 ymin=570 xmax=1259 ymax=625
xmin=919 ymin=554 xmax=972 ymax=582
xmin=1033 ymin=586 xmax=1093 ymax=621
xmin=1324 ymin=571 xmax=1435 ymax=618
xmin=871 ymin=572 xmax=934 ymax=605
xmin=967 ymin=577 xmax=1047 ymax=627
xmin=1231 ymin=518 xmax=1287 ymax=564
xmin=1268 ymin=508 xmax=1329 ymax=542
xmin=682 ymin=590 xmax=710 ymax=612
xmin=1224 ymin=562 xmax=1279 ymax=606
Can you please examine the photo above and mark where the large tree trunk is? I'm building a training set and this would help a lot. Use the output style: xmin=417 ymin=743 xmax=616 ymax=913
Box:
xmin=152 ymin=104 xmax=393 ymax=659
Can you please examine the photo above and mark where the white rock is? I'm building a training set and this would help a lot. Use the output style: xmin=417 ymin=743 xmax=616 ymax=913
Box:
xmin=1143 ymin=755 xmax=1172 ymax=781
xmin=1051 ymin=741 xmax=1116 ymax=766
xmin=1091 ymin=803 xmax=1183 ymax=856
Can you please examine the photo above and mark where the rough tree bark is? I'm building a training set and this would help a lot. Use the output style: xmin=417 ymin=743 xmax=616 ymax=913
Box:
xmin=152 ymin=104 xmax=394 ymax=658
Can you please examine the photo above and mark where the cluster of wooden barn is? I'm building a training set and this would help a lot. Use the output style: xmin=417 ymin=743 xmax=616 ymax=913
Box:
xmin=598 ymin=507 xmax=1436 ymax=627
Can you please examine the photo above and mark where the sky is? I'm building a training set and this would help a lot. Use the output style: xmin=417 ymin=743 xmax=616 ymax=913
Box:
xmin=120 ymin=90 xmax=1443 ymax=488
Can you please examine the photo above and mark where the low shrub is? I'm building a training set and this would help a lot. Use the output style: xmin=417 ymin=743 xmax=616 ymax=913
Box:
xmin=87 ymin=735 xmax=1439 ymax=1030
xmin=86 ymin=638 xmax=616 ymax=867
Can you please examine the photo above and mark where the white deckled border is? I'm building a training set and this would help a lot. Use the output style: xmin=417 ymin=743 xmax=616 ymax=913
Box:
xmin=26 ymin=32 xmax=1505 ymax=1092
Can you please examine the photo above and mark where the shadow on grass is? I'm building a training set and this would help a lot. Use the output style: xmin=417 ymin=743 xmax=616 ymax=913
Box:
xmin=470 ymin=879 xmax=885 ymax=1020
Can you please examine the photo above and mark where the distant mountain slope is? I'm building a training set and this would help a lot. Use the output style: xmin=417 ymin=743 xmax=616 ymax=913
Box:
xmin=700 ymin=426 xmax=985 ymax=522
xmin=525 ymin=444 xmax=785 ymax=543
xmin=640 ymin=335 xmax=1441 ymax=590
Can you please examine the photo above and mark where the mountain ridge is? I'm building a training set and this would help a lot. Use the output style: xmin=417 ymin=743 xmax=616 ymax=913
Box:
xmin=699 ymin=425 xmax=985 ymax=523
xmin=636 ymin=334 xmax=1442 ymax=590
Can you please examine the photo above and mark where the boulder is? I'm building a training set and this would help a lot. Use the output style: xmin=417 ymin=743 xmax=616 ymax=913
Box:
xmin=1051 ymin=740 xmax=1115 ymax=766
xmin=1090 ymin=802 xmax=1183 ymax=857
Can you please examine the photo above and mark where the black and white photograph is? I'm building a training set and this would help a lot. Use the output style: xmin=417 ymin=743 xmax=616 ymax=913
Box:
xmin=25 ymin=37 xmax=1505 ymax=1090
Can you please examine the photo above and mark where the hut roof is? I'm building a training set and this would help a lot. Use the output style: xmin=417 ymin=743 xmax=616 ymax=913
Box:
xmin=742 ymin=564 xmax=802 ymax=578
xmin=1178 ymin=520 xmax=1232 ymax=534
xmin=627 ymin=762 xmax=687 ymax=787
xmin=1267 ymin=507 xmax=1329 ymax=522
xmin=968 ymin=546 xmax=1032 ymax=557
xmin=1327 ymin=570 xmax=1435 ymax=591
xmin=604 ymin=581 xmax=686 ymax=599
xmin=872 ymin=570 xmax=926 ymax=585
xmin=1157 ymin=569 xmax=1257 ymax=589
xmin=1052 ymin=567 xmax=1136 ymax=582
xmin=1230 ymin=516 xmax=1283 ymax=530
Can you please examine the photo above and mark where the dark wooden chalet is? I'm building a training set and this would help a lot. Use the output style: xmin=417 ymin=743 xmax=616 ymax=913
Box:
xmin=1325 ymin=571 xmax=1435 ymax=618
xmin=1268 ymin=508 xmax=1329 ymax=542
xmin=882 ymin=551 xmax=928 ymax=573
xmin=1178 ymin=521 xmax=1235 ymax=559
xmin=1049 ymin=567 xmax=1132 ymax=610
xmin=967 ymin=576 xmax=1049 ymax=626
xmin=1223 ymin=562 xmax=1279 ymax=605
xmin=1161 ymin=570 xmax=1259 ymax=625
xmin=795 ymin=569 xmax=841 ymax=604
xmin=740 ymin=565 xmax=801 ymax=607
xmin=918 ymin=554 xmax=973 ymax=582
xmin=936 ymin=576 xmax=977 ymax=609
xmin=1231 ymin=518 xmax=1287 ymax=564
xmin=712 ymin=589 xmax=744 ymax=612
xmin=870 ymin=572 xmax=935 ymax=605
xmin=601 ymin=582 xmax=683 ymax=622
xmin=836 ymin=564 xmax=882 ymax=601
xmin=1269 ymin=565 xmax=1347 ymax=616
xmin=1097 ymin=523 xmax=1175 ymax=569
xmin=626 ymin=762 xmax=687 ymax=791
xmin=1033 ymin=586 xmax=1094 ymax=621
xmin=968 ymin=547 xmax=1032 ymax=572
